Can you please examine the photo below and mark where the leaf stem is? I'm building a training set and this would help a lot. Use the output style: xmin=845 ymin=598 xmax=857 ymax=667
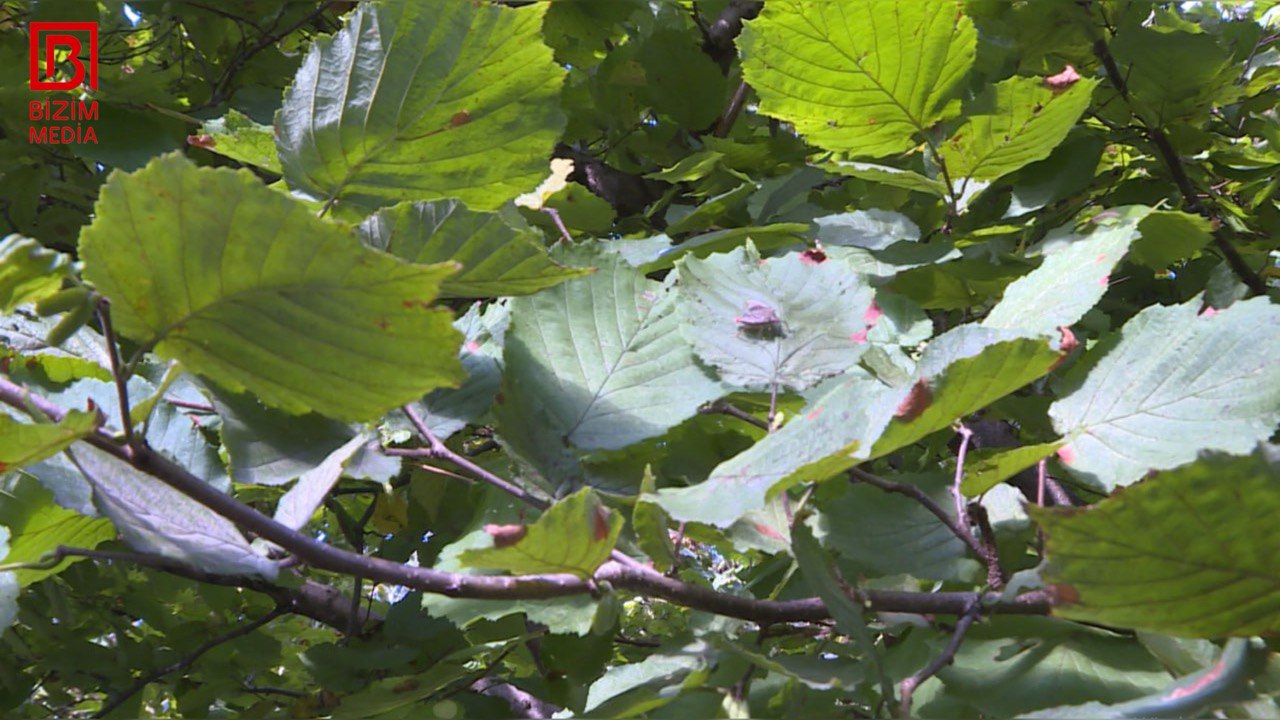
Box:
xmin=95 ymin=297 xmax=138 ymax=453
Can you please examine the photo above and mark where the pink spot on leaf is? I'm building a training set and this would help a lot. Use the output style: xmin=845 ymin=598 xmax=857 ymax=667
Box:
xmin=1044 ymin=65 xmax=1081 ymax=92
xmin=1056 ymin=446 xmax=1076 ymax=465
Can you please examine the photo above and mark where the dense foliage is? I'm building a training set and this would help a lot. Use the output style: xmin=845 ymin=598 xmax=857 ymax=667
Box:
xmin=2 ymin=0 xmax=1279 ymax=717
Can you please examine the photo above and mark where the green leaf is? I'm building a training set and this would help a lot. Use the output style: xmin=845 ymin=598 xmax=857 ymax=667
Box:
xmin=459 ymin=488 xmax=622 ymax=578
xmin=1022 ymin=638 xmax=1270 ymax=718
xmin=1131 ymin=210 xmax=1214 ymax=268
xmin=423 ymin=526 xmax=599 ymax=635
xmin=676 ymin=243 xmax=875 ymax=391
xmin=654 ymin=327 xmax=1061 ymax=526
xmin=0 ymin=474 xmax=113 ymax=586
xmin=276 ymin=0 xmax=565 ymax=212
xmin=213 ymin=389 xmax=394 ymax=487
xmin=63 ymin=443 xmax=279 ymax=579
xmin=1110 ymin=27 xmax=1237 ymax=125
xmin=1032 ymin=449 xmax=1280 ymax=637
xmin=821 ymin=162 xmax=949 ymax=197
xmin=272 ymin=434 xmax=370 ymax=531
xmin=79 ymin=154 xmax=465 ymax=422
xmin=196 ymin=109 xmax=281 ymax=174
xmin=633 ymin=466 xmax=675 ymax=572
xmin=793 ymin=520 xmax=894 ymax=705
xmin=583 ymin=643 xmax=714 ymax=716
xmin=637 ymin=29 xmax=728 ymax=128
xmin=0 ymin=410 xmax=98 ymax=472
xmin=961 ymin=442 xmax=1063 ymax=497
xmin=871 ymin=327 xmax=1064 ymax=457
xmin=815 ymin=473 xmax=982 ymax=582
xmin=813 ymin=209 xmax=920 ymax=250
xmin=0 ymin=235 xmax=73 ymax=314
xmin=940 ymin=76 xmax=1098 ymax=182
xmin=652 ymin=368 xmax=899 ymax=527
xmin=982 ymin=208 xmax=1147 ymax=334
xmin=503 ymin=254 xmax=725 ymax=451
xmin=935 ymin=616 xmax=1172 ymax=717
xmin=741 ymin=0 xmax=975 ymax=156
xmin=1049 ymin=297 xmax=1280 ymax=489
xmin=358 ymin=200 xmax=590 ymax=298
xmin=392 ymin=301 xmax=506 ymax=443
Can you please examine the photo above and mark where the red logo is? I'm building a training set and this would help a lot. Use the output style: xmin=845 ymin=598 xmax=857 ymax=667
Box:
xmin=29 ymin=22 xmax=98 ymax=91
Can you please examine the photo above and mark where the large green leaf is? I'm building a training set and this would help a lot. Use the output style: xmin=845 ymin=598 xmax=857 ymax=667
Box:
xmin=276 ymin=0 xmax=565 ymax=212
xmin=675 ymin=244 xmax=875 ymax=391
xmin=459 ymin=488 xmax=622 ymax=579
xmin=1049 ymin=297 xmax=1280 ymax=489
xmin=940 ymin=76 xmax=1097 ymax=182
xmin=62 ymin=443 xmax=279 ymax=579
xmin=79 ymin=154 xmax=464 ymax=422
xmin=740 ymin=0 xmax=975 ymax=157
xmin=0 ymin=235 xmax=72 ymax=314
xmin=358 ymin=200 xmax=589 ymax=298
xmin=982 ymin=208 xmax=1147 ymax=334
xmin=0 ymin=410 xmax=97 ymax=472
xmin=503 ymin=254 xmax=725 ymax=451
xmin=1033 ymin=449 xmax=1280 ymax=637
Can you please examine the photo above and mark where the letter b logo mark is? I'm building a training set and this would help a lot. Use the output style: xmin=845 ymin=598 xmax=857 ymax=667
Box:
xmin=29 ymin=22 xmax=98 ymax=91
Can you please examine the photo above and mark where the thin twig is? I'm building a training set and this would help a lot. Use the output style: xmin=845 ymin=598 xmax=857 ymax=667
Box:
xmin=163 ymin=397 xmax=215 ymax=413
xmin=95 ymin=297 xmax=137 ymax=452
xmin=714 ymin=80 xmax=750 ymax=137
xmin=899 ymin=599 xmax=982 ymax=718
xmin=1036 ymin=459 xmax=1048 ymax=507
xmin=95 ymin=606 xmax=288 ymax=718
xmin=699 ymin=400 xmax=770 ymax=431
xmin=541 ymin=207 xmax=573 ymax=244
xmin=399 ymin=405 xmax=548 ymax=511
xmin=952 ymin=425 xmax=974 ymax=530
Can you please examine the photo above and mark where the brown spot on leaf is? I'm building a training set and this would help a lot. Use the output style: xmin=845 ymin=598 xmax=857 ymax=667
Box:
xmin=392 ymin=678 xmax=420 ymax=693
xmin=186 ymin=133 xmax=216 ymax=149
xmin=449 ymin=110 xmax=472 ymax=127
xmin=800 ymin=247 xmax=827 ymax=265
xmin=484 ymin=524 xmax=527 ymax=548
xmin=1050 ymin=326 xmax=1078 ymax=370
xmin=1047 ymin=583 xmax=1081 ymax=604
xmin=592 ymin=506 xmax=611 ymax=542
xmin=894 ymin=379 xmax=932 ymax=421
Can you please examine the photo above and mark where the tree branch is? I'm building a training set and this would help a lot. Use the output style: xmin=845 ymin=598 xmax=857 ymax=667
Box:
xmin=471 ymin=678 xmax=562 ymax=719
xmin=899 ymin=598 xmax=982 ymax=718
xmin=1089 ymin=32 xmax=1267 ymax=295
xmin=0 ymin=377 xmax=1050 ymax=625
xmin=44 ymin=546 xmax=378 ymax=633
xmin=95 ymin=605 xmax=288 ymax=718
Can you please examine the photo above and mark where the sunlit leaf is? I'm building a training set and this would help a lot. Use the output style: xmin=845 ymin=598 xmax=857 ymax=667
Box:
xmin=742 ymin=0 xmax=975 ymax=156
xmin=79 ymin=154 xmax=464 ymax=421
xmin=1050 ymin=297 xmax=1280 ymax=489
xmin=277 ymin=0 xmax=565 ymax=212
xmin=1034 ymin=449 xmax=1280 ymax=637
